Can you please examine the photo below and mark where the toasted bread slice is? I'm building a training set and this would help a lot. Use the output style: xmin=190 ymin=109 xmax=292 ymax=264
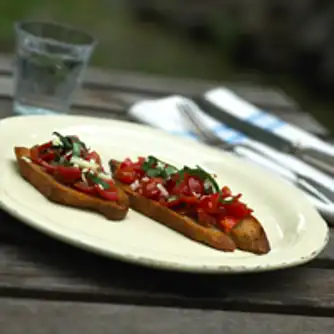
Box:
xmin=230 ymin=216 xmax=270 ymax=254
xmin=110 ymin=159 xmax=236 ymax=251
xmin=15 ymin=147 xmax=129 ymax=220
xmin=110 ymin=159 xmax=270 ymax=254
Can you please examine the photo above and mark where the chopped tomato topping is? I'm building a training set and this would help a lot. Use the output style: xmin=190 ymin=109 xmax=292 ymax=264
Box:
xmin=116 ymin=156 xmax=254 ymax=230
xmin=30 ymin=133 xmax=118 ymax=201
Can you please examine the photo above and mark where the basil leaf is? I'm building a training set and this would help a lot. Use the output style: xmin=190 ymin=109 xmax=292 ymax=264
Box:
xmin=72 ymin=141 xmax=81 ymax=157
xmin=69 ymin=136 xmax=88 ymax=151
xmin=86 ymin=173 xmax=110 ymax=190
xmin=176 ymin=165 xmax=220 ymax=193
xmin=52 ymin=132 xmax=72 ymax=149
xmin=162 ymin=165 xmax=178 ymax=179
xmin=219 ymin=196 xmax=235 ymax=204
xmin=195 ymin=165 xmax=220 ymax=193
xmin=146 ymin=168 xmax=162 ymax=177
xmin=142 ymin=156 xmax=157 ymax=172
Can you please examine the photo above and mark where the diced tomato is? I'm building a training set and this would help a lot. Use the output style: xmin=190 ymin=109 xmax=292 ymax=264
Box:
xmin=224 ymin=200 xmax=253 ymax=218
xmin=54 ymin=166 xmax=82 ymax=184
xmin=120 ymin=158 xmax=133 ymax=169
xmin=114 ymin=167 xmax=138 ymax=184
xmin=197 ymin=209 xmax=217 ymax=227
xmin=170 ymin=180 xmax=191 ymax=197
xmin=199 ymin=194 xmax=220 ymax=214
xmin=218 ymin=216 xmax=239 ymax=233
xmin=141 ymin=177 xmax=165 ymax=200
xmin=73 ymin=182 xmax=97 ymax=195
xmin=187 ymin=176 xmax=204 ymax=194
xmin=39 ymin=151 xmax=57 ymax=162
xmin=120 ymin=157 xmax=145 ymax=171
xmin=37 ymin=141 xmax=52 ymax=153
xmin=95 ymin=185 xmax=119 ymax=201
xmin=86 ymin=151 xmax=102 ymax=165
xmin=181 ymin=195 xmax=200 ymax=206
xmin=39 ymin=161 xmax=57 ymax=174
xmin=221 ymin=186 xmax=232 ymax=198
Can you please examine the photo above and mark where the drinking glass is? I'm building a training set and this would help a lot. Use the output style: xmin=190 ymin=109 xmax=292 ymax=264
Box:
xmin=13 ymin=21 xmax=96 ymax=115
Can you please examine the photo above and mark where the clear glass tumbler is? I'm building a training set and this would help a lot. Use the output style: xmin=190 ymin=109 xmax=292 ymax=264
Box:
xmin=13 ymin=21 xmax=96 ymax=115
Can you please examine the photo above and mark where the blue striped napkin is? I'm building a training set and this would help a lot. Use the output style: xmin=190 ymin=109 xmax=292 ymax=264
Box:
xmin=205 ymin=88 xmax=334 ymax=155
xmin=129 ymin=95 xmax=334 ymax=223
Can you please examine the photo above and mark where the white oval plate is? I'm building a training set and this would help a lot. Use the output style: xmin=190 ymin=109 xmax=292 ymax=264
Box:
xmin=0 ymin=115 xmax=329 ymax=274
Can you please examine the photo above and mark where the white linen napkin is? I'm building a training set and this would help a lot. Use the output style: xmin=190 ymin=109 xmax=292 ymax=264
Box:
xmin=129 ymin=95 xmax=334 ymax=224
xmin=205 ymin=88 xmax=334 ymax=155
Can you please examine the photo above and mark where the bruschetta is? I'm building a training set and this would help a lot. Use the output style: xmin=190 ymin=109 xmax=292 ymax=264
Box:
xmin=14 ymin=132 xmax=129 ymax=220
xmin=110 ymin=156 xmax=270 ymax=254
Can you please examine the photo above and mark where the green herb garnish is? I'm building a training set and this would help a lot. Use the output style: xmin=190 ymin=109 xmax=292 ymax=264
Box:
xmin=196 ymin=165 xmax=220 ymax=193
xmin=72 ymin=141 xmax=82 ymax=157
xmin=142 ymin=155 xmax=158 ymax=172
xmin=219 ymin=197 xmax=235 ymax=204
xmin=162 ymin=165 xmax=178 ymax=178
xmin=146 ymin=168 xmax=162 ymax=177
xmin=176 ymin=165 xmax=220 ymax=193
xmin=142 ymin=155 xmax=178 ymax=179
xmin=52 ymin=132 xmax=72 ymax=149
xmin=86 ymin=173 xmax=110 ymax=190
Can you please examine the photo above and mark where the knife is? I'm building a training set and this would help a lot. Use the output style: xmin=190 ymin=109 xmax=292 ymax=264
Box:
xmin=194 ymin=96 xmax=334 ymax=176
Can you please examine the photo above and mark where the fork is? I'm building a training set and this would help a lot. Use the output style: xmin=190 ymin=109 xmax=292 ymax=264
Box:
xmin=177 ymin=101 xmax=334 ymax=205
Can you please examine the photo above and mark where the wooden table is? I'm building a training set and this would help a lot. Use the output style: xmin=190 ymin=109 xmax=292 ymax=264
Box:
xmin=0 ymin=54 xmax=333 ymax=333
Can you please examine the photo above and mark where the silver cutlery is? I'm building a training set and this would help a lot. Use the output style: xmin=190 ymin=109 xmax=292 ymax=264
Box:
xmin=178 ymin=102 xmax=334 ymax=205
xmin=194 ymin=97 xmax=334 ymax=176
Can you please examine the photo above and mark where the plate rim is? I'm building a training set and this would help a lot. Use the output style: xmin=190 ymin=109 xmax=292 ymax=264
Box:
xmin=0 ymin=115 xmax=329 ymax=274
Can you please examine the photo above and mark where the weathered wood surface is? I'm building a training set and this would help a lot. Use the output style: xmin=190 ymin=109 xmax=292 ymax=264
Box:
xmin=0 ymin=68 xmax=330 ymax=136
xmin=1 ymin=298 xmax=334 ymax=334
xmin=0 ymin=54 xmax=298 ymax=110
xmin=0 ymin=52 xmax=333 ymax=332
xmin=0 ymin=228 xmax=333 ymax=316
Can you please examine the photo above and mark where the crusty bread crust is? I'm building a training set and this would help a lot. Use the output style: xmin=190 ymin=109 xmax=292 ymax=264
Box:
xmin=15 ymin=147 xmax=129 ymax=220
xmin=110 ymin=159 xmax=270 ymax=254
xmin=110 ymin=159 xmax=236 ymax=251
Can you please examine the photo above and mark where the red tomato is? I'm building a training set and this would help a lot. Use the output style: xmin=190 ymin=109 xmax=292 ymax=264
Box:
xmin=141 ymin=178 xmax=165 ymax=199
xmin=120 ymin=158 xmax=133 ymax=169
xmin=165 ymin=195 xmax=199 ymax=208
xmin=187 ymin=176 xmax=204 ymax=194
xmin=181 ymin=195 xmax=200 ymax=206
xmin=39 ymin=151 xmax=57 ymax=162
xmin=95 ymin=185 xmax=119 ymax=201
xmin=114 ymin=167 xmax=138 ymax=184
xmin=54 ymin=166 xmax=82 ymax=184
xmin=170 ymin=180 xmax=191 ymax=196
xmin=73 ymin=182 xmax=97 ymax=195
xmin=197 ymin=209 xmax=217 ymax=227
xmin=199 ymin=194 xmax=220 ymax=214
xmin=86 ymin=151 xmax=102 ymax=165
xmin=37 ymin=141 xmax=52 ymax=153
xmin=224 ymin=201 xmax=253 ymax=218
xmin=221 ymin=186 xmax=232 ymax=198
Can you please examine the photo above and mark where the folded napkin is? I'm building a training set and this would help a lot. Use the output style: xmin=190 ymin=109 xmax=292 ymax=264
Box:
xmin=129 ymin=94 xmax=334 ymax=224
xmin=205 ymin=88 xmax=334 ymax=155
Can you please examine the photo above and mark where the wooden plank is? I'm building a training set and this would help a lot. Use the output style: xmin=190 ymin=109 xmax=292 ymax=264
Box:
xmin=0 ymin=298 xmax=334 ymax=334
xmin=0 ymin=75 xmax=128 ymax=114
xmin=0 ymin=208 xmax=331 ymax=266
xmin=0 ymin=74 xmax=330 ymax=136
xmin=0 ymin=54 xmax=298 ymax=110
xmin=0 ymin=221 xmax=333 ymax=316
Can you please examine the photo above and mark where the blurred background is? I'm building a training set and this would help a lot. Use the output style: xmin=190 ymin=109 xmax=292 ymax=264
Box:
xmin=1 ymin=0 xmax=333 ymax=132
